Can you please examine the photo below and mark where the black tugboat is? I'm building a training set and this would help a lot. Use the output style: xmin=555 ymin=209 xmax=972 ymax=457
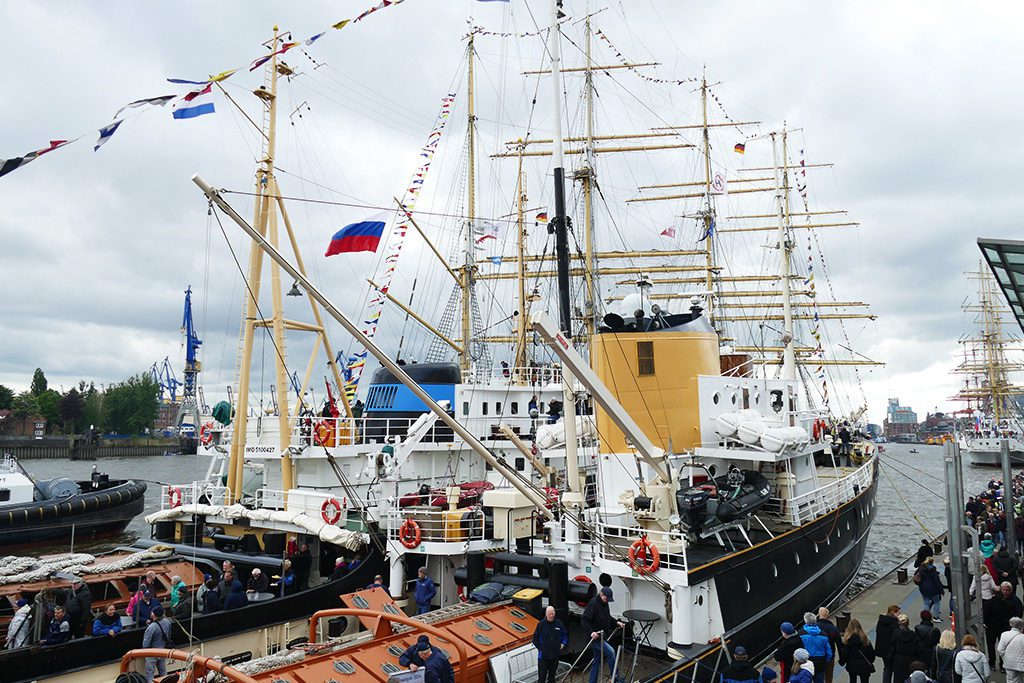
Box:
xmin=0 ymin=454 xmax=146 ymax=548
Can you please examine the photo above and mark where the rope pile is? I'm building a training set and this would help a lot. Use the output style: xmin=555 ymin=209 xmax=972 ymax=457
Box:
xmin=0 ymin=546 xmax=175 ymax=585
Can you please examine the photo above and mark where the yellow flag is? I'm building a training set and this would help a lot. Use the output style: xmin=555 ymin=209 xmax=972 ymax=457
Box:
xmin=208 ymin=68 xmax=238 ymax=83
xmin=332 ymin=19 xmax=350 ymax=29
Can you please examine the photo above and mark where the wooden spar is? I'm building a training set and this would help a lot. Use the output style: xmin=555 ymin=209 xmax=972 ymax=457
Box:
xmin=478 ymin=248 xmax=705 ymax=265
xmin=716 ymin=313 xmax=878 ymax=321
xmin=580 ymin=16 xmax=597 ymax=339
xmin=652 ymin=120 xmax=760 ymax=131
xmin=757 ymin=359 xmax=885 ymax=366
xmin=508 ymin=131 xmax=679 ymax=146
xmin=717 ymin=221 xmax=859 ymax=234
xmin=514 ymin=152 xmax=529 ymax=379
xmin=499 ymin=424 xmax=551 ymax=478
xmin=716 ymin=301 xmax=869 ymax=309
xmin=727 ymin=209 xmax=847 ymax=220
xmin=393 ymin=197 xmax=460 ymax=285
xmin=462 ymin=34 xmax=477 ymax=375
xmin=253 ymin=318 xmax=323 ymax=332
xmin=627 ymin=185 xmax=772 ymax=203
xmin=521 ymin=61 xmax=658 ymax=74
xmin=613 ymin=274 xmax=802 ymax=285
xmin=639 ymin=177 xmax=772 ymax=190
xmin=477 ymin=264 xmax=713 ymax=281
xmin=738 ymin=162 xmax=832 ymax=172
xmin=700 ymin=75 xmax=715 ymax=320
xmin=491 ymin=142 xmax=694 ymax=158
xmin=367 ymin=279 xmax=463 ymax=353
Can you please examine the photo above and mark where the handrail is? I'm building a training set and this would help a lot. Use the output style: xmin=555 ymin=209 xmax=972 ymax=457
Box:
xmin=308 ymin=608 xmax=469 ymax=683
xmin=119 ymin=649 xmax=259 ymax=683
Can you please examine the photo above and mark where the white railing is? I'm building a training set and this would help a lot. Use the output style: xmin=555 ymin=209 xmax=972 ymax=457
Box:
xmin=783 ymin=458 xmax=874 ymax=526
xmin=288 ymin=415 xmax=540 ymax=448
xmin=387 ymin=507 xmax=486 ymax=545
xmin=160 ymin=483 xmax=232 ymax=509
xmin=594 ymin=521 xmax=689 ymax=573
xmin=255 ymin=487 xmax=351 ymax=526
xmin=465 ymin=364 xmax=563 ymax=386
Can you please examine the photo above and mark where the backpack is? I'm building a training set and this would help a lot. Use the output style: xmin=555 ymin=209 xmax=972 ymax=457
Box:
xmin=468 ymin=582 xmax=504 ymax=604
xmin=913 ymin=568 xmax=923 ymax=584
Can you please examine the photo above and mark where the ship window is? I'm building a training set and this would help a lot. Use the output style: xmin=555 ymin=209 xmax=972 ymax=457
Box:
xmin=515 ymin=457 xmax=525 ymax=472
xmin=482 ymin=402 xmax=489 ymax=416
xmin=744 ymin=577 xmax=750 ymax=593
xmin=794 ymin=552 xmax=801 ymax=565
xmin=637 ymin=341 xmax=655 ymax=375
xmin=496 ymin=402 xmax=502 ymax=414
xmin=730 ymin=392 xmax=737 ymax=405
xmin=463 ymin=402 xmax=469 ymax=416
xmin=511 ymin=402 xmax=519 ymax=415
xmin=0 ymin=489 xmax=8 ymax=502
xmin=712 ymin=392 xmax=720 ymax=405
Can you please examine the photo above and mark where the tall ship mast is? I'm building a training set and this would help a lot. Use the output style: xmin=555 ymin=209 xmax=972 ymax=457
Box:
xmin=953 ymin=264 xmax=1024 ymax=465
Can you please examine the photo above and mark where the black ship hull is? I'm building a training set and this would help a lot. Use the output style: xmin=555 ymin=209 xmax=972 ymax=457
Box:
xmin=642 ymin=462 xmax=879 ymax=683
xmin=0 ymin=480 xmax=146 ymax=548
xmin=2 ymin=541 xmax=385 ymax=682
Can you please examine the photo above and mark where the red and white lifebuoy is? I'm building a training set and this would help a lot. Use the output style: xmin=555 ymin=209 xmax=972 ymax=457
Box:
xmin=167 ymin=487 xmax=183 ymax=509
xmin=627 ymin=536 xmax=661 ymax=575
xmin=199 ymin=421 xmax=214 ymax=446
xmin=399 ymin=519 xmax=422 ymax=549
xmin=321 ymin=497 xmax=343 ymax=525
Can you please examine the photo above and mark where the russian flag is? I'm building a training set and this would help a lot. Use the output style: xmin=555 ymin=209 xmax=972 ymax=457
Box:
xmin=172 ymin=84 xmax=216 ymax=120
xmin=326 ymin=212 xmax=389 ymax=256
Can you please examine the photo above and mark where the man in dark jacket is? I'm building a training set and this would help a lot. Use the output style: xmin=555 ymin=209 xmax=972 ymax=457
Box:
xmin=799 ymin=613 xmax=833 ymax=683
xmin=65 ymin=577 xmax=92 ymax=639
xmin=582 ymin=587 xmax=625 ymax=683
xmin=246 ymin=568 xmax=269 ymax=594
xmin=414 ymin=567 xmax=437 ymax=615
xmin=874 ymin=605 xmax=901 ymax=683
xmin=991 ymin=581 xmax=1024 ymax=661
xmin=399 ymin=635 xmax=430 ymax=671
xmin=533 ymin=606 xmax=568 ymax=683
xmin=722 ymin=646 xmax=761 ymax=683
xmin=992 ymin=547 xmax=1019 ymax=591
xmin=816 ymin=608 xmax=841 ymax=683
xmin=774 ymin=622 xmax=803 ymax=683
xmin=915 ymin=558 xmax=944 ymax=623
xmin=39 ymin=606 xmax=71 ymax=646
xmin=914 ymin=540 xmax=932 ymax=568
xmin=424 ymin=642 xmax=455 ymax=683
xmin=914 ymin=610 xmax=940 ymax=677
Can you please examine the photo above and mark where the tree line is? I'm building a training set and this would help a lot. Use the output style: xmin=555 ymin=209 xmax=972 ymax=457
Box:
xmin=0 ymin=368 xmax=160 ymax=436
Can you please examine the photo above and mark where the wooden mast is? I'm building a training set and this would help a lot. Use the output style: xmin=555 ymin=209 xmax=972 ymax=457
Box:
xmin=700 ymin=75 xmax=716 ymax=323
xmin=771 ymin=127 xmax=797 ymax=380
xmin=514 ymin=145 xmax=529 ymax=383
xmin=580 ymin=15 xmax=597 ymax=338
xmin=461 ymin=35 xmax=477 ymax=376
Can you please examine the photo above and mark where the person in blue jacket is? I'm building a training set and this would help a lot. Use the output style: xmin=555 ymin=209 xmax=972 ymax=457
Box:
xmin=533 ymin=606 xmax=568 ymax=683
xmin=424 ymin=642 xmax=455 ymax=683
xmin=366 ymin=574 xmax=390 ymax=594
xmin=399 ymin=635 xmax=431 ymax=671
xmin=414 ymin=566 xmax=436 ymax=615
xmin=798 ymin=613 xmax=833 ymax=683
xmin=39 ymin=606 xmax=71 ymax=646
xmin=93 ymin=604 xmax=123 ymax=637
xmin=222 ymin=576 xmax=247 ymax=610
xmin=721 ymin=646 xmax=761 ymax=683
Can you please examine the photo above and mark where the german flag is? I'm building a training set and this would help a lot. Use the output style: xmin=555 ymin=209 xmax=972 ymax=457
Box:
xmin=535 ymin=212 xmax=549 ymax=224
xmin=734 ymin=142 xmax=746 ymax=154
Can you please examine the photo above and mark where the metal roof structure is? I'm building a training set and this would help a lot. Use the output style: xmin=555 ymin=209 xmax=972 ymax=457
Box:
xmin=978 ymin=237 xmax=1024 ymax=333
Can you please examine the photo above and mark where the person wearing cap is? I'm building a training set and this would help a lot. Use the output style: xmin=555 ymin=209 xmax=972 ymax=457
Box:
xmin=132 ymin=586 xmax=159 ymax=627
xmin=5 ymin=598 xmax=31 ymax=649
xmin=248 ymin=567 xmax=269 ymax=594
xmin=721 ymin=645 xmax=760 ymax=683
xmin=399 ymin=635 xmax=431 ymax=671
xmin=874 ymin=605 xmax=901 ymax=683
xmin=760 ymin=667 xmax=778 ymax=683
xmin=790 ymin=649 xmax=814 ymax=683
xmin=414 ymin=567 xmax=437 ymax=615
xmin=142 ymin=603 xmax=173 ymax=682
xmin=39 ymin=606 xmax=71 ymax=646
xmin=64 ymin=575 xmax=92 ymax=639
xmin=774 ymin=622 xmax=803 ymax=683
xmin=980 ymin=533 xmax=997 ymax=559
xmin=914 ymin=611 xmax=940 ymax=677
xmin=582 ymin=586 xmax=626 ymax=683
xmin=533 ymin=605 xmax=568 ymax=683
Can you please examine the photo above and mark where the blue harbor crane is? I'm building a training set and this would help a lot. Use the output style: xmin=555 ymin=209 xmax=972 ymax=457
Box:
xmin=174 ymin=286 xmax=203 ymax=454
xmin=149 ymin=357 xmax=182 ymax=402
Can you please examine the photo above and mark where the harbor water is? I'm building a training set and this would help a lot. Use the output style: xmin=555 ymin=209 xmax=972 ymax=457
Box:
xmin=23 ymin=442 xmax=998 ymax=589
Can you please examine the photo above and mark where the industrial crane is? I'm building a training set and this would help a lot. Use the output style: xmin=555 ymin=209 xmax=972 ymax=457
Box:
xmin=175 ymin=286 xmax=203 ymax=453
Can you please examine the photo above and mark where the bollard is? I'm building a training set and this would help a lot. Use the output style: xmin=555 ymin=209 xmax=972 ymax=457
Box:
xmin=896 ymin=567 xmax=908 ymax=584
xmin=933 ymin=540 xmax=944 ymax=556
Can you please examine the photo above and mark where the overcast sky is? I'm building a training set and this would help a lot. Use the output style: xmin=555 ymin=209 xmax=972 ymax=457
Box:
xmin=2 ymin=1 xmax=1023 ymax=425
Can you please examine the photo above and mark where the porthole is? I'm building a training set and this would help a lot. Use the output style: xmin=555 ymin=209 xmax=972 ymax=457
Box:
xmin=730 ymin=392 xmax=737 ymax=405
xmin=744 ymin=578 xmax=751 ymax=593
xmin=846 ymin=521 xmax=851 ymax=531
xmin=771 ymin=563 xmax=778 ymax=578
xmin=794 ymin=552 xmax=801 ymax=565
xmin=713 ymin=392 xmax=720 ymax=405
xmin=814 ymin=543 xmax=819 ymax=554
xmin=837 ymin=528 xmax=842 ymax=538
xmin=708 ymin=464 xmax=718 ymax=477
xmin=826 ymin=537 xmax=831 ymax=546
xmin=697 ymin=595 xmax=704 ymax=606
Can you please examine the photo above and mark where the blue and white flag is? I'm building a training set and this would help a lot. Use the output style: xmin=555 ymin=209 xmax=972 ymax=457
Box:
xmin=172 ymin=84 xmax=216 ymax=120
xmin=94 ymin=121 xmax=123 ymax=152
xmin=698 ymin=217 xmax=715 ymax=241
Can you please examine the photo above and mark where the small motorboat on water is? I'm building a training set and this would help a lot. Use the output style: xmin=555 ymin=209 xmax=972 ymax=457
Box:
xmin=0 ymin=454 xmax=146 ymax=548
xmin=909 ymin=449 xmax=919 ymax=454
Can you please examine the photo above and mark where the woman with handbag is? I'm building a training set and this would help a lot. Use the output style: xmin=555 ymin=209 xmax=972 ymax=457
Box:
xmin=839 ymin=618 xmax=876 ymax=683
xmin=933 ymin=630 xmax=956 ymax=683
xmin=954 ymin=635 xmax=990 ymax=683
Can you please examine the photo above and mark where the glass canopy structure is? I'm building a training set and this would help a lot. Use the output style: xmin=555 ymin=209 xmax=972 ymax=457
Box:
xmin=979 ymin=237 xmax=1024 ymax=333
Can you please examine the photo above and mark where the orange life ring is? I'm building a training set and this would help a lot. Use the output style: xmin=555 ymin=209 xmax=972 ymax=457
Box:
xmin=321 ymin=498 xmax=343 ymax=525
xmin=167 ymin=487 xmax=183 ymax=509
xmin=199 ymin=422 xmax=214 ymax=446
xmin=627 ymin=536 xmax=660 ymax=575
xmin=314 ymin=420 xmax=336 ymax=447
xmin=399 ymin=519 xmax=421 ymax=549
xmin=573 ymin=575 xmax=593 ymax=607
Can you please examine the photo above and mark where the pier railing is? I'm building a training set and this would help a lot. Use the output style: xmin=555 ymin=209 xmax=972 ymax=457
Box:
xmin=782 ymin=458 xmax=874 ymax=526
